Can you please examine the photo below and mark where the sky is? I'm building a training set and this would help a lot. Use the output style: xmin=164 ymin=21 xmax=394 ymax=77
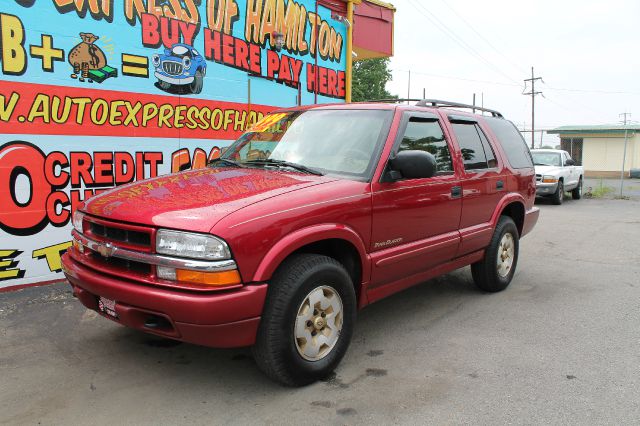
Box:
xmin=385 ymin=0 xmax=640 ymax=148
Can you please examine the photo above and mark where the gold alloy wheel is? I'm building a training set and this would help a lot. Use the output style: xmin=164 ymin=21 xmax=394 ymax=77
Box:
xmin=496 ymin=233 xmax=515 ymax=278
xmin=294 ymin=285 xmax=343 ymax=361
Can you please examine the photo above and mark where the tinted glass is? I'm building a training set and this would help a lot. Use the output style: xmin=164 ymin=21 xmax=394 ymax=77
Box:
xmin=484 ymin=117 xmax=534 ymax=168
xmin=222 ymin=109 xmax=392 ymax=179
xmin=477 ymin=126 xmax=497 ymax=168
xmin=452 ymin=122 xmax=488 ymax=170
xmin=398 ymin=118 xmax=453 ymax=173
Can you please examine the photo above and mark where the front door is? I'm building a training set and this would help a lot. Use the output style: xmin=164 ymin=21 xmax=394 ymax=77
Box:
xmin=370 ymin=112 xmax=462 ymax=289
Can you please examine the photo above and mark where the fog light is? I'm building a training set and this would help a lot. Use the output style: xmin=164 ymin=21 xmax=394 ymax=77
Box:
xmin=157 ymin=266 xmax=176 ymax=280
xmin=176 ymin=269 xmax=241 ymax=286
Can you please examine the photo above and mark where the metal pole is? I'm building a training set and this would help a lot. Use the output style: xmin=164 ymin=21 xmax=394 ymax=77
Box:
xmin=619 ymin=112 xmax=631 ymax=197
xmin=531 ymin=67 xmax=535 ymax=149
xmin=423 ymin=87 xmax=426 ymax=99
xmin=620 ymin=129 xmax=629 ymax=197
xmin=407 ymin=70 xmax=411 ymax=104
xmin=314 ymin=0 xmax=319 ymax=104
xmin=472 ymin=93 xmax=476 ymax=114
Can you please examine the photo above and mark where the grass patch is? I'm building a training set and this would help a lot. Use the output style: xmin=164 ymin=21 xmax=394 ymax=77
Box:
xmin=585 ymin=180 xmax=615 ymax=198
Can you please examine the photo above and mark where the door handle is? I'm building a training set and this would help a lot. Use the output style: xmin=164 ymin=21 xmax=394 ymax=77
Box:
xmin=496 ymin=180 xmax=504 ymax=190
xmin=451 ymin=186 xmax=462 ymax=198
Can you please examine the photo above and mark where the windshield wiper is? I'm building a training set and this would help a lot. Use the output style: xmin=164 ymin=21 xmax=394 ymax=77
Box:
xmin=209 ymin=158 xmax=244 ymax=168
xmin=245 ymin=159 xmax=324 ymax=176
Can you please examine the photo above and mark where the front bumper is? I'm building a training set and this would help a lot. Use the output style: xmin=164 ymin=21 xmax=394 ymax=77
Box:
xmin=536 ymin=182 xmax=558 ymax=196
xmin=61 ymin=252 xmax=267 ymax=348
xmin=155 ymin=71 xmax=194 ymax=85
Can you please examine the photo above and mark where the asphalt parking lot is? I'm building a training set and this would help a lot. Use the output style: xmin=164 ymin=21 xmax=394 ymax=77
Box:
xmin=2 ymin=198 xmax=639 ymax=425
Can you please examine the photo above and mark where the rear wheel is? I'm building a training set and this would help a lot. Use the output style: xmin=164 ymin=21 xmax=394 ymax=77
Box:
xmin=252 ymin=254 xmax=356 ymax=386
xmin=471 ymin=216 xmax=519 ymax=292
xmin=551 ymin=180 xmax=564 ymax=205
xmin=572 ymin=177 xmax=583 ymax=200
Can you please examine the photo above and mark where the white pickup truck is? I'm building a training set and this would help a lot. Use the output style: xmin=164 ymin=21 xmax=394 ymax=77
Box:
xmin=531 ymin=149 xmax=584 ymax=205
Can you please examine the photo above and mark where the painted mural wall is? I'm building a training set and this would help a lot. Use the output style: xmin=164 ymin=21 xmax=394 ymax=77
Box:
xmin=0 ymin=0 xmax=347 ymax=290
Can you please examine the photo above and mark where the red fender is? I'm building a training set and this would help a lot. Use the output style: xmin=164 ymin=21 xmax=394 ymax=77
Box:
xmin=251 ymin=223 xmax=371 ymax=287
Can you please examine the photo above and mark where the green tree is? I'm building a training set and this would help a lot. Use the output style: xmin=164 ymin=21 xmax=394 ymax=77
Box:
xmin=351 ymin=58 xmax=397 ymax=102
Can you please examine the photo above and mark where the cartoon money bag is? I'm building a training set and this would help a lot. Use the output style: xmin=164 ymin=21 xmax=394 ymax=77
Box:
xmin=68 ymin=33 xmax=107 ymax=82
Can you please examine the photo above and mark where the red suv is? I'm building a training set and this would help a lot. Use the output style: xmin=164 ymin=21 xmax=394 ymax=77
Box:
xmin=62 ymin=100 xmax=539 ymax=385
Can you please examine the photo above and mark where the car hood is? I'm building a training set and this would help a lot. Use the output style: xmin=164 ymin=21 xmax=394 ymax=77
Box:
xmin=534 ymin=165 xmax=562 ymax=175
xmin=83 ymin=167 xmax=338 ymax=233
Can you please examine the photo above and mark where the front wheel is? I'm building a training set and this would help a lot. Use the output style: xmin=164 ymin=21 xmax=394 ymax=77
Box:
xmin=471 ymin=216 xmax=519 ymax=292
xmin=572 ymin=177 xmax=583 ymax=200
xmin=190 ymin=70 xmax=203 ymax=94
xmin=252 ymin=254 xmax=356 ymax=386
xmin=551 ymin=180 xmax=564 ymax=205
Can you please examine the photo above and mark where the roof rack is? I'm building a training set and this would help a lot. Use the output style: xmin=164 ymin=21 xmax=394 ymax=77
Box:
xmin=365 ymin=98 xmax=504 ymax=118
xmin=415 ymin=99 xmax=503 ymax=118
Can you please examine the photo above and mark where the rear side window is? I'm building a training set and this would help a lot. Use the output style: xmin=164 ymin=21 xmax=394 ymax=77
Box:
xmin=398 ymin=118 xmax=453 ymax=173
xmin=451 ymin=122 xmax=496 ymax=170
xmin=484 ymin=117 xmax=534 ymax=169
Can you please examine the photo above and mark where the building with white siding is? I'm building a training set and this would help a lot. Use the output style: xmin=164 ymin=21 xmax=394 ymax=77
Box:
xmin=548 ymin=125 xmax=640 ymax=178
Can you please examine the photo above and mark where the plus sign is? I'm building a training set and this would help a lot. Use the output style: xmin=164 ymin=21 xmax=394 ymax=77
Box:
xmin=30 ymin=34 xmax=65 ymax=72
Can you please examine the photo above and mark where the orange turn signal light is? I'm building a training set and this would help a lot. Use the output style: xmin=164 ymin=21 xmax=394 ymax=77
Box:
xmin=542 ymin=177 xmax=558 ymax=183
xmin=175 ymin=269 xmax=241 ymax=286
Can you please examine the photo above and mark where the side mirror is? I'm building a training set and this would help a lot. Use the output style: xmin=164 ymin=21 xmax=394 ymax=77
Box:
xmin=388 ymin=150 xmax=437 ymax=180
xmin=565 ymin=159 xmax=575 ymax=166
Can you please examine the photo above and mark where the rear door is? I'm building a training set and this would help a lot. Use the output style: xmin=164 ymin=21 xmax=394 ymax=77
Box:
xmin=369 ymin=111 xmax=462 ymax=288
xmin=446 ymin=115 xmax=506 ymax=256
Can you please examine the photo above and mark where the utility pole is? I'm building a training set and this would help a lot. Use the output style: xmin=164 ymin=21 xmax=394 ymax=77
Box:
xmin=472 ymin=93 xmax=476 ymax=113
xmin=523 ymin=67 xmax=543 ymax=149
xmin=619 ymin=112 xmax=631 ymax=197
xmin=407 ymin=70 xmax=411 ymax=104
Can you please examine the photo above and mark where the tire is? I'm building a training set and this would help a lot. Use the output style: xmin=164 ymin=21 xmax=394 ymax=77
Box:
xmin=551 ymin=180 xmax=564 ymax=205
xmin=471 ymin=216 xmax=519 ymax=292
xmin=158 ymin=80 xmax=171 ymax=90
xmin=190 ymin=70 xmax=203 ymax=94
xmin=572 ymin=177 xmax=583 ymax=200
xmin=252 ymin=254 xmax=356 ymax=386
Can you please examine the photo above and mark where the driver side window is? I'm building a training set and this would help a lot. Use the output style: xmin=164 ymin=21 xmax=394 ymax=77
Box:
xmin=398 ymin=118 xmax=453 ymax=174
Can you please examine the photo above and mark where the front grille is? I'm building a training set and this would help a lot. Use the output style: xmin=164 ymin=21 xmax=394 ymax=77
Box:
xmin=90 ymin=222 xmax=151 ymax=246
xmin=163 ymin=61 xmax=183 ymax=76
xmin=89 ymin=250 xmax=152 ymax=275
xmin=536 ymin=174 xmax=542 ymax=182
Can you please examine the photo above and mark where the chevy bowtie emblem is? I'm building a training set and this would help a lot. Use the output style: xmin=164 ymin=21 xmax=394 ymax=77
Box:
xmin=96 ymin=242 xmax=115 ymax=258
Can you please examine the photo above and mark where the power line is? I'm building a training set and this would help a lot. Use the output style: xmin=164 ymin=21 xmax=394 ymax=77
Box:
xmin=523 ymin=67 xmax=542 ymax=149
xmin=392 ymin=69 xmax=521 ymax=87
xmin=542 ymin=83 xmax=640 ymax=96
xmin=435 ymin=0 xmax=528 ymax=76
xmin=404 ymin=0 xmax=521 ymax=85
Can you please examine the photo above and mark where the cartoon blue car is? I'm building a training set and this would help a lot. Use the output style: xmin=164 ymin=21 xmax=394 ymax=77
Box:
xmin=153 ymin=43 xmax=206 ymax=94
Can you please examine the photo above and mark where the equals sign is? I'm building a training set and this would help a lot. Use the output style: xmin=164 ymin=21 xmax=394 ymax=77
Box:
xmin=121 ymin=53 xmax=149 ymax=78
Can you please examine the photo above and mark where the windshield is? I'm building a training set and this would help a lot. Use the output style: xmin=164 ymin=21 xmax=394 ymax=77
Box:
xmin=532 ymin=152 xmax=562 ymax=167
xmin=171 ymin=45 xmax=191 ymax=58
xmin=220 ymin=109 xmax=392 ymax=179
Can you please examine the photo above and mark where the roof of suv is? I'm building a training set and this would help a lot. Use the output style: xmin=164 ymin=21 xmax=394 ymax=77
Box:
xmin=277 ymin=99 xmax=505 ymax=120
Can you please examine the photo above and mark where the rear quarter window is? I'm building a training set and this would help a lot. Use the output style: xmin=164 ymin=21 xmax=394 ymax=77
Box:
xmin=484 ymin=117 xmax=533 ymax=169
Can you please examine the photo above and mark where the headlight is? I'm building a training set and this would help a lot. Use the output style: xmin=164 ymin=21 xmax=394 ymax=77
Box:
xmin=542 ymin=175 xmax=558 ymax=183
xmin=152 ymin=54 xmax=160 ymax=67
xmin=183 ymin=56 xmax=191 ymax=70
xmin=72 ymin=211 xmax=85 ymax=233
xmin=156 ymin=229 xmax=230 ymax=260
